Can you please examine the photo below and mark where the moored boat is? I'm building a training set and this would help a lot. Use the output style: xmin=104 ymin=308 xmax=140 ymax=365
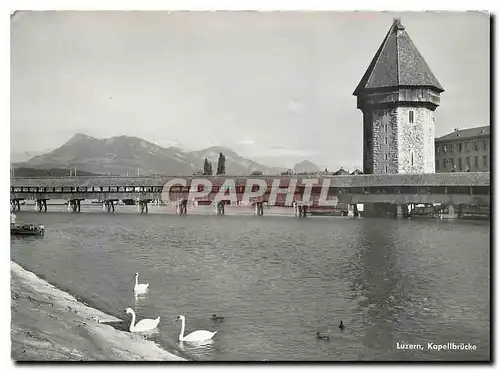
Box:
xmin=11 ymin=224 xmax=45 ymax=236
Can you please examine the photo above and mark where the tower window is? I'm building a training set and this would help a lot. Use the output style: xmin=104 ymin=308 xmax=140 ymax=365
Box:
xmin=385 ymin=137 xmax=388 ymax=144
xmin=411 ymin=152 xmax=414 ymax=167
xmin=385 ymin=166 xmax=388 ymax=173
xmin=409 ymin=111 xmax=414 ymax=124
xmin=385 ymin=153 xmax=388 ymax=160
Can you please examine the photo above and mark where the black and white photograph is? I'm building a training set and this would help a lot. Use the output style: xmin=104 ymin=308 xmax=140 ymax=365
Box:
xmin=9 ymin=7 xmax=491 ymax=363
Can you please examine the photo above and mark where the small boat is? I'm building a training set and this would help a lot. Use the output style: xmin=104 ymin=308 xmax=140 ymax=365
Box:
xmin=11 ymin=224 xmax=45 ymax=236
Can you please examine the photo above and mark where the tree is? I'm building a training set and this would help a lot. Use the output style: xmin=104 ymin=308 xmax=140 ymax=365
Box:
xmin=217 ymin=153 xmax=226 ymax=175
xmin=203 ymin=158 xmax=210 ymax=175
xmin=208 ymin=161 xmax=213 ymax=175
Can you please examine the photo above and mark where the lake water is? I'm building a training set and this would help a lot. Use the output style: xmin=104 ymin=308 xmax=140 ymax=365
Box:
xmin=10 ymin=208 xmax=490 ymax=361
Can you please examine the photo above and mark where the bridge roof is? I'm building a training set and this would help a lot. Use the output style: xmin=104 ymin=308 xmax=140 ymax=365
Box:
xmin=11 ymin=172 xmax=490 ymax=188
xmin=353 ymin=18 xmax=444 ymax=95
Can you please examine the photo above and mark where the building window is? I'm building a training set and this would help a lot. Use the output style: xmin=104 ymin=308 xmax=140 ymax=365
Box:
xmin=466 ymin=157 xmax=471 ymax=170
xmin=385 ymin=137 xmax=388 ymax=144
xmin=483 ymin=156 xmax=488 ymax=168
xmin=459 ymin=157 xmax=463 ymax=171
xmin=444 ymin=159 xmax=447 ymax=168
xmin=409 ymin=111 xmax=414 ymax=123
xmin=411 ymin=152 xmax=414 ymax=167
xmin=450 ymin=143 xmax=454 ymax=152
xmin=436 ymin=146 xmax=440 ymax=156
xmin=474 ymin=141 xmax=479 ymax=151
xmin=450 ymin=158 xmax=455 ymax=169
xmin=384 ymin=153 xmax=388 ymax=160
xmin=385 ymin=166 xmax=388 ymax=173
xmin=474 ymin=156 xmax=479 ymax=168
xmin=384 ymin=123 xmax=387 ymax=132
xmin=443 ymin=145 xmax=447 ymax=153
xmin=436 ymin=160 xmax=439 ymax=170
xmin=458 ymin=143 xmax=462 ymax=152
xmin=482 ymin=140 xmax=487 ymax=151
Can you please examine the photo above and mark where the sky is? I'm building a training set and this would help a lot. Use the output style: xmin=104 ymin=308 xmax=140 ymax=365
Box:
xmin=10 ymin=11 xmax=490 ymax=169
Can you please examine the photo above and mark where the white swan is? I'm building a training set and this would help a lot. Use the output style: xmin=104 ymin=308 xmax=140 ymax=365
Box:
xmin=124 ymin=307 xmax=160 ymax=332
xmin=134 ymin=272 xmax=149 ymax=294
xmin=176 ymin=315 xmax=217 ymax=342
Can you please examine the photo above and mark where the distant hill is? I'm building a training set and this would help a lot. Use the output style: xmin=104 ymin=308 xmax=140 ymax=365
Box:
xmin=293 ymin=160 xmax=321 ymax=174
xmin=11 ymin=150 xmax=48 ymax=163
xmin=13 ymin=134 xmax=286 ymax=176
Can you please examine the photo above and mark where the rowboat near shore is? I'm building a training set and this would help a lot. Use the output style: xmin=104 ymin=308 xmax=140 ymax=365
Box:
xmin=11 ymin=224 xmax=45 ymax=236
xmin=10 ymin=212 xmax=45 ymax=236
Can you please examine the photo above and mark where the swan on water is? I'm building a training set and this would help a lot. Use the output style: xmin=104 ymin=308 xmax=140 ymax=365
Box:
xmin=124 ymin=307 xmax=160 ymax=333
xmin=134 ymin=272 xmax=149 ymax=294
xmin=176 ymin=315 xmax=217 ymax=342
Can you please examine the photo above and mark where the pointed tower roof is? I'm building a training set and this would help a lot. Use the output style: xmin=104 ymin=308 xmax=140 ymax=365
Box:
xmin=354 ymin=19 xmax=444 ymax=95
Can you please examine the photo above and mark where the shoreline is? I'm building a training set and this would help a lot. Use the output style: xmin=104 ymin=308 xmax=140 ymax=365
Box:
xmin=10 ymin=261 xmax=186 ymax=361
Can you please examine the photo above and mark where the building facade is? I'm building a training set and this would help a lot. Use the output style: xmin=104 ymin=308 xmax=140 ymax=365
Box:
xmin=435 ymin=126 xmax=490 ymax=172
xmin=353 ymin=19 xmax=444 ymax=175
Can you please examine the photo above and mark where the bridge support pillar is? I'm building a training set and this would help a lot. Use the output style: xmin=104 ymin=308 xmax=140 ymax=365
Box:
xmin=177 ymin=199 xmax=187 ymax=214
xmin=347 ymin=204 xmax=359 ymax=218
xmin=296 ymin=205 xmax=308 ymax=217
xmin=36 ymin=199 xmax=48 ymax=212
xmin=254 ymin=202 xmax=264 ymax=216
xmin=216 ymin=201 xmax=225 ymax=215
xmin=67 ymin=199 xmax=79 ymax=212
xmin=138 ymin=200 xmax=149 ymax=214
xmin=396 ymin=204 xmax=410 ymax=219
xmin=12 ymin=199 xmax=21 ymax=211
xmin=442 ymin=204 xmax=460 ymax=219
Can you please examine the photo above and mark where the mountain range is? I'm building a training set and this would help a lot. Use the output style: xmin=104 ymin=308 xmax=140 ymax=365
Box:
xmin=12 ymin=134 xmax=312 ymax=176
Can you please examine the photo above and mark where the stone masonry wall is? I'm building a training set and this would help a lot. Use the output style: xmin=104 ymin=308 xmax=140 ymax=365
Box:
xmin=369 ymin=108 xmax=398 ymax=174
xmin=363 ymin=106 xmax=436 ymax=174
xmin=397 ymin=106 xmax=435 ymax=174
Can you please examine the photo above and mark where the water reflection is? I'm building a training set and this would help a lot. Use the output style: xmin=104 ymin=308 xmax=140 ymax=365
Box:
xmin=346 ymin=221 xmax=415 ymax=359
